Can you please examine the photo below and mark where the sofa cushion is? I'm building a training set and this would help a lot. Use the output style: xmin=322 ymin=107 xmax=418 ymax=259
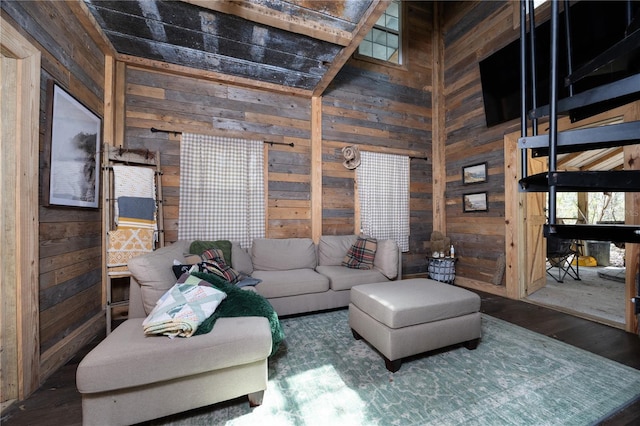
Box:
xmin=128 ymin=240 xmax=192 ymax=315
xmin=318 ymin=235 xmax=358 ymax=266
xmin=76 ymin=316 xmax=272 ymax=394
xmin=373 ymin=239 xmax=399 ymax=279
xmin=251 ymin=238 xmax=317 ymax=271
xmin=315 ymin=265 xmax=388 ymax=291
xmin=342 ymin=237 xmax=377 ymax=269
xmin=231 ymin=242 xmax=253 ymax=275
xmin=251 ymin=269 xmax=329 ymax=298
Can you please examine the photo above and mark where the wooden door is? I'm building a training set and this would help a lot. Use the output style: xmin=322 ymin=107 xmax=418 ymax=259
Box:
xmin=525 ymin=155 xmax=548 ymax=295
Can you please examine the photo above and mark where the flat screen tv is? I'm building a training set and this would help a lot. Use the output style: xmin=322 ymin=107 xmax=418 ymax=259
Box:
xmin=480 ymin=0 xmax=640 ymax=128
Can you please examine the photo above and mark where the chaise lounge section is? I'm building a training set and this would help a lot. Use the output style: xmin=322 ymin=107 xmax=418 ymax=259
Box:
xmin=76 ymin=241 xmax=272 ymax=426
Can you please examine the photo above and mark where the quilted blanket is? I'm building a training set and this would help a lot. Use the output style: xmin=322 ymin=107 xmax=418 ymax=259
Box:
xmin=192 ymin=272 xmax=285 ymax=356
xmin=142 ymin=274 xmax=227 ymax=338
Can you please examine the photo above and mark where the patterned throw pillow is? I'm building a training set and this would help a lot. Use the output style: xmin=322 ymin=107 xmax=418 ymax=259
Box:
xmin=342 ymin=237 xmax=377 ymax=270
xmin=200 ymin=248 xmax=241 ymax=283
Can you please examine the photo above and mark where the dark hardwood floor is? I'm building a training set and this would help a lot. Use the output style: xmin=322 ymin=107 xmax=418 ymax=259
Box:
xmin=2 ymin=290 xmax=639 ymax=425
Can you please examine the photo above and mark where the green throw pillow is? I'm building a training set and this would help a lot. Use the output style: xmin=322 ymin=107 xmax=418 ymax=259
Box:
xmin=189 ymin=240 xmax=232 ymax=265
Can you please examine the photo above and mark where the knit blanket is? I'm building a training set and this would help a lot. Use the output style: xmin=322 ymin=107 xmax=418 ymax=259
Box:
xmin=142 ymin=274 xmax=227 ymax=338
xmin=192 ymin=272 xmax=284 ymax=356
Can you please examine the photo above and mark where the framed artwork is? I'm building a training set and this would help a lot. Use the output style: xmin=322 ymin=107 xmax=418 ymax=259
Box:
xmin=462 ymin=162 xmax=487 ymax=185
xmin=44 ymin=82 xmax=101 ymax=208
xmin=463 ymin=192 xmax=488 ymax=212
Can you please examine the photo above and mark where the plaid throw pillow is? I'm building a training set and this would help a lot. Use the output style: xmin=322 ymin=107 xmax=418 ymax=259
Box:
xmin=342 ymin=237 xmax=377 ymax=270
xmin=200 ymin=248 xmax=241 ymax=283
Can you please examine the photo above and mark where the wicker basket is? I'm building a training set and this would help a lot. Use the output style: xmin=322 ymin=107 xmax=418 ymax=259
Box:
xmin=428 ymin=257 xmax=456 ymax=283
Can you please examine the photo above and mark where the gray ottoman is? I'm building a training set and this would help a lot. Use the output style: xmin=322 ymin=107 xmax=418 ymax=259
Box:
xmin=349 ymin=278 xmax=481 ymax=372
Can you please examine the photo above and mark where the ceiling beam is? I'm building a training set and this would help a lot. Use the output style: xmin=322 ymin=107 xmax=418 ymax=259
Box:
xmin=312 ymin=0 xmax=391 ymax=97
xmin=180 ymin=0 xmax=354 ymax=46
xmin=67 ymin=0 xmax=117 ymax=57
xmin=118 ymin=54 xmax=312 ymax=98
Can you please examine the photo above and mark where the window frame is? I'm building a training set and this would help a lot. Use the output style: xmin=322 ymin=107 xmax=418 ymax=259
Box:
xmin=354 ymin=0 xmax=407 ymax=69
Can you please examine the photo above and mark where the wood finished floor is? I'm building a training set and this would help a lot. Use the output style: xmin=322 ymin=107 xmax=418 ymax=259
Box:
xmin=1 ymin=290 xmax=639 ymax=426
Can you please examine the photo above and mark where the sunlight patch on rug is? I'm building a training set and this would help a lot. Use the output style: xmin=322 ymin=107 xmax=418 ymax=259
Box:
xmin=152 ymin=309 xmax=640 ymax=426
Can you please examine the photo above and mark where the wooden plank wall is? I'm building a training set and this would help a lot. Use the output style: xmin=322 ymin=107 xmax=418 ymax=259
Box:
xmin=124 ymin=66 xmax=313 ymax=243
xmin=0 ymin=1 xmax=106 ymax=386
xmin=441 ymin=1 xmax=520 ymax=290
xmin=124 ymin=1 xmax=434 ymax=276
xmin=322 ymin=1 xmax=434 ymax=276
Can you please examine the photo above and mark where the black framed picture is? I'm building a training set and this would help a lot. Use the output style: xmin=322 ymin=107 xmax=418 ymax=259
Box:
xmin=462 ymin=162 xmax=487 ymax=185
xmin=44 ymin=82 xmax=101 ymax=208
xmin=463 ymin=192 xmax=488 ymax=212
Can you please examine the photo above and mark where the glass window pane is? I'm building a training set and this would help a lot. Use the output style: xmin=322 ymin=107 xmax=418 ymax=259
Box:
xmin=386 ymin=16 xmax=399 ymax=31
xmin=359 ymin=40 xmax=372 ymax=57
xmin=387 ymin=1 xmax=399 ymax=18
xmin=387 ymin=33 xmax=398 ymax=49
xmin=372 ymin=43 xmax=387 ymax=60
xmin=372 ymin=28 xmax=386 ymax=44
xmin=387 ymin=47 xmax=399 ymax=63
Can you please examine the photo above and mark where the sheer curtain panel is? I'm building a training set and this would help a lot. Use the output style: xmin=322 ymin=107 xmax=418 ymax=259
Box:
xmin=357 ymin=151 xmax=409 ymax=251
xmin=178 ymin=133 xmax=265 ymax=248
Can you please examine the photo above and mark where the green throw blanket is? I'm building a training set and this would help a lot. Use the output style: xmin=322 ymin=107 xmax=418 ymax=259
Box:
xmin=192 ymin=272 xmax=284 ymax=356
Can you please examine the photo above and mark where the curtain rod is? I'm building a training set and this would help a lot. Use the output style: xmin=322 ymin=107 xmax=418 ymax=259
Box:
xmin=150 ymin=127 xmax=294 ymax=147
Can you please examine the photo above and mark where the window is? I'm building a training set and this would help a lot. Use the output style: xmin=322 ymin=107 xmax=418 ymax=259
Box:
xmin=356 ymin=151 xmax=410 ymax=251
xmin=178 ymin=133 xmax=265 ymax=248
xmin=357 ymin=0 xmax=401 ymax=65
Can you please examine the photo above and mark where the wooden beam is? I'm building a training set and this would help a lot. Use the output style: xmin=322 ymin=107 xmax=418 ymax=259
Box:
xmin=180 ymin=0 xmax=353 ymax=46
xmin=504 ymin=131 xmax=524 ymax=299
xmin=624 ymin=102 xmax=640 ymax=334
xmin=311 ymin=96 xmax=323 ymax=243
xmin=431 ymin=2 xmax=446 ymax=234
xmin=114 ymin=61 xmax=126 ymax=147
xmin=312 ymin=0 xmax=391 ymax=97
xmin=1 ymin=15 xmax=42 ymax=400
xmin=118 ymin=54 xmax=312 ymax=98
xmin=1 ymin=52 xmax=20 ymax=409
xmin=65 ymin=0 xmax=117 ymax=56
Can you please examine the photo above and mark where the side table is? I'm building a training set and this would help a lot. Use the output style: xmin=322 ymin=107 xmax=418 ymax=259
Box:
xmin=427 ymin=257 xmax=457 ymax=284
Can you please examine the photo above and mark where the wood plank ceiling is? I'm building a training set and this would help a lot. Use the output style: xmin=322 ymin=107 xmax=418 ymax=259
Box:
xmin=82 ymin=0 xmax=389 ymax=96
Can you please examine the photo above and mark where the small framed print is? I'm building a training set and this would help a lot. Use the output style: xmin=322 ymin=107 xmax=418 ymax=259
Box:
xmin=463 ymin=192 xmax=488 ymax=212
xmin=462 ymin=162 xmax=487 ymax=185
xmin=44 ymin=81 xmax=101 ymax=208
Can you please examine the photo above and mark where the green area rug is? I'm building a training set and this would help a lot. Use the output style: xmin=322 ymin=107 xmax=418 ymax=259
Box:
xmin=150 ymin=309 xmax=640 ymax=426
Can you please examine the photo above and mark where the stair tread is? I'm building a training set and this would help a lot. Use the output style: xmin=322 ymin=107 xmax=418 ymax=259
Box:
xmin=530 ymin=73 xmax=640 ymax=119
xmin=544 ymin=224 xmax=640 ymax=243
xmin=519 ymin=171 xmax=640 ymax=192
xmin=519 ymin=121 xmax=640 ymax=155
xmin=567 ymin=27 xmax=640 ymax=86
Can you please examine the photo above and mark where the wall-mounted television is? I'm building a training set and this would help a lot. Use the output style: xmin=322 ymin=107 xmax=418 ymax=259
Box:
xmin=480 ymin=0 xmax=640 ymax=128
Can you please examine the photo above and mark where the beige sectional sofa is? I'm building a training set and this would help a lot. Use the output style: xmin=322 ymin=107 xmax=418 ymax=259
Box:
xmin=76 ymin=235 xmax=400 ymax=425
xmin=251 ymin=235 xmax=401 ymax=316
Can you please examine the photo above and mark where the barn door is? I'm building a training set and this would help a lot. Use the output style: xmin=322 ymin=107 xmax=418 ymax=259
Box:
xmin=525 ymin=154 xmax=548 ymax=295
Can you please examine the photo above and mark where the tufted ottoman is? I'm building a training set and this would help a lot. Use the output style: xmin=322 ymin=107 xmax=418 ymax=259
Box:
xmin=349 ymin=278 xmax=481 ymax=372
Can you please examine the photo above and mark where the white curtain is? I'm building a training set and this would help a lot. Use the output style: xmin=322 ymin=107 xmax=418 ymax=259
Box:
xmin=357 ymin=151 xmax=410 ymax=252
xmin=178 ymin=133 xmax=264 ymax=248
